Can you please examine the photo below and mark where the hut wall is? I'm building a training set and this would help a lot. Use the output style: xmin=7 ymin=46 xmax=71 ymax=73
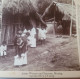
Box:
xmin=2 ymin=15 xmax=38 ymax=45
xmin=2 ymin=17 xmax=24 ymax=45
xmin=2 ymin=13 xmax=26 ymax=45
xmin=46 ymin=22 xmax=63 ymax=35
xmin=46 ymin=22 xmax=54 ymax=34
xmin=1 ymin=23 xmax=24 ymax=45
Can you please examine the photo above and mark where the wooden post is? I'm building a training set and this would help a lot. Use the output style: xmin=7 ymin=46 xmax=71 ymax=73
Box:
xmin=70 ymin=0 xmax=73 ymax=36
xmin=18 ymin=0 xmax=20 ymax=30
xmin=0 ymin=29 xmax=1 ymax=44
xmin=53 ymin=4 xmax=56 ymax=36
xmin=75 ymin=0 xmax=80 ymax=66
xmin=0 ymin=0 xmax=2 ymax=44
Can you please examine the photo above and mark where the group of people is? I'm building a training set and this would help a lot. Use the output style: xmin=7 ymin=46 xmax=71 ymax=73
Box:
xmin=0 ymin=27 xmax=47 ymax=67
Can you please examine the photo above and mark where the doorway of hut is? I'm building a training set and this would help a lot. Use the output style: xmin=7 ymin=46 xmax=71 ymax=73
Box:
xmin=46 ymin=20 xmax=76 ymax=37
xmin=46 ymin=21 xmax=63 ymax=36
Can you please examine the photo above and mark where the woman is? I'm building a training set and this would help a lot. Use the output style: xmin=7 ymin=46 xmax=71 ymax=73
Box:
xmin=37 ymin=27 xmax=47 ymax=44
xmin=29 ymin=27 xmax=36 ymax=47
xmin=14 ymin=31 xmax=28 ymax=67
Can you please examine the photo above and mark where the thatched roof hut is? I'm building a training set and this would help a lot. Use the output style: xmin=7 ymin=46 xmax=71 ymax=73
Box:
xmin=3 ymin=0 xmax=47 ymax=26
xmin=42 ymin=1 xmax=76 ymax=22
xmin=42 ymin=1 xmax=76 ymax=34
xmin=2 ymin=0 xmax=47 ymax=44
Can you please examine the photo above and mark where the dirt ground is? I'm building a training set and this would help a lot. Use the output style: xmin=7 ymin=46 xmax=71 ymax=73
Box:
xmin=0 ymin=34 xmax=79 ymax=71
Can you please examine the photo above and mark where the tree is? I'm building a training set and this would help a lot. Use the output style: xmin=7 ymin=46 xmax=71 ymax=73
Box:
xmin=36 ymin=0 xmax=53 ymax=15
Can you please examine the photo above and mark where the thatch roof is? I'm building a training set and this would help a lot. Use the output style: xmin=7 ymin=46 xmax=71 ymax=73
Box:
xmin=2 ymin=0 xmax=47 ymax=28
xmin=3 ymin=0 xmax=36 ymax=16
xmin=42 ymin=1 xmax=76 ymax=22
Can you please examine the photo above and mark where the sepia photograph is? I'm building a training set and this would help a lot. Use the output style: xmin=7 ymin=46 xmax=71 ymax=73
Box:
xmin=0 ymin=0 xmax=80 ymax=73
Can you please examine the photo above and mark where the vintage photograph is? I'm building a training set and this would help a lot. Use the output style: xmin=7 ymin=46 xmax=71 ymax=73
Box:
xmin=0 ymin=0 xmax=79 ymax=71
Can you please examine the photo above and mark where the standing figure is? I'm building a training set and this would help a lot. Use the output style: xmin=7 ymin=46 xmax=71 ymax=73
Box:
xmin=29 ymin=27 xmax=36 ymax=47
xmin=37 ymin=27 xmax=47 ymax=44
xmin=14 ymin=31 xmax=28 ymax=67
xmin=21 ymin=29 xmax=27 ymax=37
xmin=0 ymin=41 xmax=7 ymax=57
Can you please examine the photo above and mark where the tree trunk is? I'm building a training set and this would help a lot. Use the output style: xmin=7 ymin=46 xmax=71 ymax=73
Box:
xmin=70 ymin=0 xmax=73 ymax=36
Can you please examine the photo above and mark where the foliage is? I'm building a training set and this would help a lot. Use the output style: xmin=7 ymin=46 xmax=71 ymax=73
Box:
xmin=36 ymin=0 xmax=73 ymax=15
xmin=36 ymin=0 xmax=53 ymax=15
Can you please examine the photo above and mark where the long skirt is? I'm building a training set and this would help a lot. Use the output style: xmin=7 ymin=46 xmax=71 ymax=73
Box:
xmin=28 ymin=36 xmax=36 ymax=47
xmin=14 ymin=52 xmax=27 ymax=66
xmin=30 ymin=37 xmax=36 ymax=47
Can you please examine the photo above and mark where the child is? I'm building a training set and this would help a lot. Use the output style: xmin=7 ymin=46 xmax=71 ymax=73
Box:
xmin=37 ymin=27 xmax=47 ymax=44
xmin=0 ymin=41 xmax=7 ymax=57
xmin=14 ymin=31 xmax=28 ymax=67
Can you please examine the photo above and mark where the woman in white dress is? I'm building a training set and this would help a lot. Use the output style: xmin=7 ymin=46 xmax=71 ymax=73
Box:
xmin=37 ymin=27 xmax=47 ymax=44
xmin=29 ymin=27 xmax=36 ymax=47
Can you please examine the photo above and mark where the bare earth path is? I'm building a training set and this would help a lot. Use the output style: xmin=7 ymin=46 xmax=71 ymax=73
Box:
xmin=0 ymin=34 xmax=79 ymax=71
